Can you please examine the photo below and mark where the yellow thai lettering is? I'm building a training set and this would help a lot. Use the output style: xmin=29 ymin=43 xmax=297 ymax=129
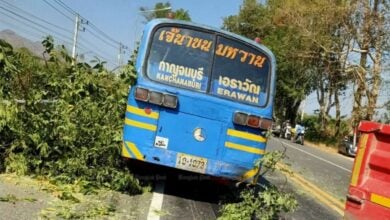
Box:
xmin=217 ymin=75 xmax=261 ymax=95
xmin=157 ymin=28 xmax=212 ymax=53
xmin=159 ymin=62 xmax=204 ymax=81
xmin=248 ymin=53 xmax=256 ymax=65
xmin=192 ymin=38 xmax=202 ymax=49
xmin=216 ymin=44 xmax=228 ymax=56
xmin=214 ymin=45 xmax=267 ymax=69
xmin=239 ymin=50 xmax=248 ymax=62
xmin=201 ymin=40 xmax=212 ymax=52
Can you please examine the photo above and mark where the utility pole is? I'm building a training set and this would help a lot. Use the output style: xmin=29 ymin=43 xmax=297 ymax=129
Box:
xmin=117 ymin=43 xmax=122 ymax=66
xmin=117 ymin=43 xmax=128 ymax=66
xmin=71 ymin=13 xmax=80 ymax=65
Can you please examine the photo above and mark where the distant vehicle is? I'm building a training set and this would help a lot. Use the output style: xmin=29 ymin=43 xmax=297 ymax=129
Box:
xmin=338 ymin=136 xmax=357 ymax=157
xmin=271 ymin=123 xmax=281 ymax=136
xmin=344 ymin=121 xmax=390 ymax=219
xmin=280 ymin=121 xmax=292 ymax=139
xmin=122 ymin=19 xmax=277 ymax=183
xmin=291 ymin=124 xmax=305 ymax=145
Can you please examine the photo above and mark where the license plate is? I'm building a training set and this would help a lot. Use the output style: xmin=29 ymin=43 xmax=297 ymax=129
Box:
xmin=176 ymin=153 xmax=207 ymax=174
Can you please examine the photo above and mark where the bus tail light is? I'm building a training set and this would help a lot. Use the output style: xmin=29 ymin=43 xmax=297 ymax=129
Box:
xmin=233 ymin=112 xmax=248 ymax=126
xmin=233 ymin=112 xmax=272 ymax=130
xmin=149 ymin=91 xmax=163 ymax=105
xmin=259 ymin=118 xmax=273 ymax=130
xmin=247 ymin=115 xmax=261 ymax=128
xmin=134 ymin=87 xmax=178 ymax=109
xmin=163 ymin=94 xmax=177 ymax=108
xmin=135 ymin=87 xmax=149 ymax=101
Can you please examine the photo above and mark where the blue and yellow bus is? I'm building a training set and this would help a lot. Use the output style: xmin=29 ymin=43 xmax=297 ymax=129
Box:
xmin=122 ymin=19 xmax=276 ymax=183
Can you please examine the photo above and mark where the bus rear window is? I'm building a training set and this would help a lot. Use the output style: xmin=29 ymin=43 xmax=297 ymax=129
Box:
xmin=146 ymin=27 xmax=214 ymax=92
xmin=210 ymin=36 xmax=270 ymax=106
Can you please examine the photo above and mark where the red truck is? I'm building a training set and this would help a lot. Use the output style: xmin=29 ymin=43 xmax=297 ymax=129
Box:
xmin=345 ymin=121 xmax=390 ymax=219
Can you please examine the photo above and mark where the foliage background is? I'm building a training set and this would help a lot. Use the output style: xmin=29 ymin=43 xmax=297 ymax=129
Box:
xmin=0 ymin=37 xmax=141 ymax=193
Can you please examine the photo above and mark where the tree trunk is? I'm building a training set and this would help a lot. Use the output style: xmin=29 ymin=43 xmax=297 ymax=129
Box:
xmin=317 ymin=71 xmax=329 ymax=131
xmin=365 ymin=0 xmax=383 ymax=120
xmin=351 ymin=0 xmax=370 ymax=128
xmin=334 ymin=88 xmax=341 ymax=137
xmin=326 ymin=83 xmax=334 ymax=116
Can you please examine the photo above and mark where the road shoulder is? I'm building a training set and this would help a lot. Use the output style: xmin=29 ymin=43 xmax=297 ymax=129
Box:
xmin=0 ymin=174 xmax=153 ymax=219
xmin=263 ymin=168 xmax=341 ymax=219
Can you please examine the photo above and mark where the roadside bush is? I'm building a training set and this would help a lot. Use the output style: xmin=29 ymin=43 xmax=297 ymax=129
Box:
xmin=303 ymin=115 xmax=350 ymax=146
xmin=219 ymin=186 xmax=297 ymax=220
xmin=219 ymin=151 xmax=298 ymax=220
xmin=0 ymin=38 xmax=141 ymax=193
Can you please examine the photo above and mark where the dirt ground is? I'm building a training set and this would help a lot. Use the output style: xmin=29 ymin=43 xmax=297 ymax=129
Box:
xmin=0 ymin=174 xmax=152 ymax=220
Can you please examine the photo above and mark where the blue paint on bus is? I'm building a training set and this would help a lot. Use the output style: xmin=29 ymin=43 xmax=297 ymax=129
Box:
xmin=123 ymin=19 xmax=276 ymax=182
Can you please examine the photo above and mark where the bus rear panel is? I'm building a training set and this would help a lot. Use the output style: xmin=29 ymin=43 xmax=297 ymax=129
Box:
xmin=122 ymin=19 xmax=276 ymax=183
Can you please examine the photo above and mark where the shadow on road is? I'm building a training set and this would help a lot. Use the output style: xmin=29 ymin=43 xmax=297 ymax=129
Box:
xmin=125 ymin=159 xmax=237 ymax=202
xmin=124 ymin=159 xmax=273 ymax=219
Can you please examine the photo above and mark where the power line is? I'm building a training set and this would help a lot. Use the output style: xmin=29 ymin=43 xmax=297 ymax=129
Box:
xmin=0 ymin=16 xmax=73 ymax=48
xmin=0 ymin=9 xmax=74 ymax=46
xmin=41 ymin=0 xmax=74 ymax=22
xmin=87 ymin=22 xmax=123 ymax=46
xmin=0 ymin=12 xmax=115 ymax=66
xmin=0 ymin=0 xmax=72 ymax=33
xmin=0 ymin=6 xmax=74 ymax=43
xmin=52 ymin=0 xmax=130 ymax=49
xmin=4 ymin=0 xmax=123 ymax=67
xmin=0 ymin=18 xmax=44 ymax=41
xmin=53 ymin=0 xmax=77 ymax=15
xmin=76 ymin=39 xmax=117 ymax=64
xmin=78 ymin=38 xmax=116 ymax=63
xmin=79 ymin=47 xmax=117 ymax=64
xmin=85 ymin=29 xmax=118 ymax=49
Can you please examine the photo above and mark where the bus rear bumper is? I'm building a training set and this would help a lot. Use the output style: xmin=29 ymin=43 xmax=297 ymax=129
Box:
xmin=122 ymin=141 xmax=260 ymax=183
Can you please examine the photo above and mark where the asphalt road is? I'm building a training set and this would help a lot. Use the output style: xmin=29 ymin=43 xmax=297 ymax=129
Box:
xmin=267 ymin=137 xmax=354 ymax=201
xmin=0 ymin=138 xmax=353 ymax=219
xmin=126 ymin=134 xmax=354 ymax=220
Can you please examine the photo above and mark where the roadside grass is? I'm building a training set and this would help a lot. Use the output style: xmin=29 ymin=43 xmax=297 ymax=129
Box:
xmin=305 ymin=140 xmax=339 ymax=153
xmin=153 ymin=209 xmax=171 ymax=217
xmin=0 ymin=194 xmax=37 ymax=203
xmin=0 ymin=194 xmax=36 ymax=203
xmin=218 ymin=151 xmax=298 ymax=220
xmin=0 ymin=173 xmax=150 ymax=219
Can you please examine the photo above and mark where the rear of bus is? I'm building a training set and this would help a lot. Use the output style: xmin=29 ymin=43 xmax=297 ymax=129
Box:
xmin=122 ymin=19 xmax=276 ymax=183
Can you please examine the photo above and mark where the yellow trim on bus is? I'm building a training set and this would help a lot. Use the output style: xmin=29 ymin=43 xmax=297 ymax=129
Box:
xmin=350 ymin=134 xmax=369 ymax=187
xmin=241 ymin=168 xmax=259 ymax=182
xmin=121 ymin=142 xmax=132 ymax=158
xmin=225 ymin=141 xmax=265 ymax=155
xmin=227 ymin=129 xmax=266 ymax=143
xmin=125 ymin=118 xmax=157 ymax=131
xmin=124 ymin=141 xmax=145 ymax=161
xmin=127 ymin=105 xmax=159 ymax=119
xmin=371 ymin=193 xmax=390 ymax=208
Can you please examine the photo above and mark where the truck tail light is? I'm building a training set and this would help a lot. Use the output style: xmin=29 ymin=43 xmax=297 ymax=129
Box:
xmin=135 ymin=87 xmax=149 ymax=101
xmin=233 ymin=112 xmax=248 ymax=126
xmin=247 ymin=115 xmax=261 ymax=128
xmin=163 ymin=94 xmax=177 ymax=108
xmin=149 ymin=91 xmax=163 ymax=105
xmin=134 ymin=87 xmax=178 ymax=109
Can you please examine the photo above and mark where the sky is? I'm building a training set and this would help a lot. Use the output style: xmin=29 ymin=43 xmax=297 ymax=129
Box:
xmin=0 ymin=0 xmax=240 ymax=69
xmin=0 ymin=0 xmax=388 ymax=118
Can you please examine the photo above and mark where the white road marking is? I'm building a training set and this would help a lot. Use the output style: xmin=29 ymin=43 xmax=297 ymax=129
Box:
xmin=147 ymin=181 xmax=165 ymax=220
xmin=277 ymin=139 xmax=352 ymax=173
